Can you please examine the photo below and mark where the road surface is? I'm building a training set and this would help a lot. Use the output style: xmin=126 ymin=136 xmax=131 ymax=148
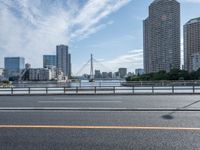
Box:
xmin=0 ymin=95 xmax=200 ymax=150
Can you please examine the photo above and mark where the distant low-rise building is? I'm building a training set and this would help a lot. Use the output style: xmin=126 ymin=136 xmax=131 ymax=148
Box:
xmin=118 ymin=68 xmax=127 ymax=78
xmin=46 ymin=65 xmax=57 ymax=79
xmin=95 ymin=70 xmax=101 ymax=79
xmin=102 ymin=72 xmax=108 ymax=79
xmin=113 ymin=72 xmax=120 ymax=79
xmin=29 ymin=68 xmax=52 ymax=81
xmin=108 ymin=72 xmax=113 ymax=78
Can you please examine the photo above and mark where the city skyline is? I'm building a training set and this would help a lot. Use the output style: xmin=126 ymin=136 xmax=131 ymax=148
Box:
xmin=0 ymin=0 xmax=200 ymax=74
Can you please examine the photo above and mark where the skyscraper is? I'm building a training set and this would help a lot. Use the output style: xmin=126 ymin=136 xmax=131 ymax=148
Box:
xmin=56 ymin=45 xmax=71 ymax=77
xmin=4 ymin=57 xmax=25 ymax=78
xmin=43 ymin=55 xmax=56 ymax=68
xmin=184 ymin=17 xmax=200 ymax=72
xmin=144 ymin=0 xmax=180 ymax=73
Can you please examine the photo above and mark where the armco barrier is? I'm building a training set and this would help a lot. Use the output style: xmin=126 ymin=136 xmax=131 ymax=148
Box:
xmin=0 ymin=85 xmax=200 ymax=95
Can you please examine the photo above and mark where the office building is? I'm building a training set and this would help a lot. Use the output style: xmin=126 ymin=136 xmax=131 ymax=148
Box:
xmin=43 ymin=55 xmax=56 ymax=68
xmin=184 ymin=17 xmax=200 ymax=72
xmin=144 ymin=0 xmax=180 ymax=73
xmin=118 ymin=68 xmax=127 ymax=78
xmin=4 ymin=57 xmax=25 ymax=78
xmin=56 ymin=45 xmax=71 ymax=77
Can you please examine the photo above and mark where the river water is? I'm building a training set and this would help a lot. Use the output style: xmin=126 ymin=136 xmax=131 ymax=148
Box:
xmin=12 ymin=80 xmax=124 ymax=88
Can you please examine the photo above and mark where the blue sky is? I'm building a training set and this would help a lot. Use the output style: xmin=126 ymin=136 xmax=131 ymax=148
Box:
xmin=0 ymin=0 xmax=200 ymax=75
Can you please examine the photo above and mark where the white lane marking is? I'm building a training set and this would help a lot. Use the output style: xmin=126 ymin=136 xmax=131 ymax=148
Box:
xmin=0 ymin=110 xmax=157 ymax=113
xmin=0 ymin=107 xmax=199 ymax=109
xmin=38 ymin=100 xmax=122 ymax=103
xmin=1 ymin=125 xmax=200 ymax=131
xmin=0 ymin=107 xmax=128 ymax=110
xmin=53 ymin=97 xmax=121 ymax=100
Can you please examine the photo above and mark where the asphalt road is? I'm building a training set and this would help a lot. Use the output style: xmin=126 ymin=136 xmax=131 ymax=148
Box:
xmin=1 ymin=95 xmax=200 ymax=150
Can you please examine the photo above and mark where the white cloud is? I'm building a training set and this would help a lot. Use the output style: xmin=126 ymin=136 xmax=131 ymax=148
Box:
xmin=0 ymin=0 xmax=131 ymax=68
xmin=180 ymin=0 xmax=200 ymax=3
xmin=100 ymin=49 xmax=143 ymax=72
xmin=74 ymin=49 xmax=143 ymax=75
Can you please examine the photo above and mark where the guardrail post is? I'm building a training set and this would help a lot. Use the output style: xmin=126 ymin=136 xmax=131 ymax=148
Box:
xmin=64 ymin=87 xmax=66 ymax=94
xmin=11 ymin=87 xmax=13 ymax=95
xmin=132 ymin=86 xmax=135 ymax=94
xmin=152 ymin=86 xmax=154 ymax=94
xmin=193 ymin=85 xmax=195 ymax=94
xmin=113 ymin=86 xmax=115 ymax=94
xmin=46 ymin=87 xmax=48 ymax=94
xmin=172 ymin=85 xmax=174 ymax=94
xmin=28 ymin=87 xmax=31 ymax=95
xmin=76 ymin=87 xmax=78 ymax=94
xmin=94 ymin=87 xmax=97 ymax=94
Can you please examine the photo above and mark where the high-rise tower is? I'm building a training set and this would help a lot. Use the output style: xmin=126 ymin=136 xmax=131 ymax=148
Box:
xmin=143 ymin=0 xmax=180 ymax=73
xmin=56 ymin=45 xmax=71 ymax=77
xmin=184 ymin=17 xmax=200 ymax=72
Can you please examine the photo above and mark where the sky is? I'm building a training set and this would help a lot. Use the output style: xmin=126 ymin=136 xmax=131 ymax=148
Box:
xmin=0 ymin=0 xmax=200 ymax=75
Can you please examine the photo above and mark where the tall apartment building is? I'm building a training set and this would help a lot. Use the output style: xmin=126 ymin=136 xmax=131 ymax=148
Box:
xmin=184 ymin=17 xmax=200 ymax=72
xmin=56 ymin=45 xmax=71 ymax=78
xmin=144 ymin=0 xmax=180 ymax=73
xmin=43 ymin=55 xmax=56 ymax=68
xmin=4 ymin=57 xmax=25 ymax=78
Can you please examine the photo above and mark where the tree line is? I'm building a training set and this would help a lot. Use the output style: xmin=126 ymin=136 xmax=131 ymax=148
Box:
xmin=126 ymin=69 xmax=200 ymax=81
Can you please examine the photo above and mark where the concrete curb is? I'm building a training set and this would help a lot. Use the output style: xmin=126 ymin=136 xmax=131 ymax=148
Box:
xmin=0 ymin=93 xmax=200 ymax=96
xmin=0 ymin=107 xmax=200 ymax=111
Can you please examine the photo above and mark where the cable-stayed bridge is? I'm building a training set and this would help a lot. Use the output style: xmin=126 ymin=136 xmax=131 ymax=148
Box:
xmin=75 ymin=54 xmax=120 ymax=81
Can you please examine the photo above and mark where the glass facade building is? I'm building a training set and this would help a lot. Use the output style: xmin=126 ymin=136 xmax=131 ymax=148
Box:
xmin=4 ymin=57 xmax=25 ymax=77
xmin=43 ymin=55 xmax=56 ymax=68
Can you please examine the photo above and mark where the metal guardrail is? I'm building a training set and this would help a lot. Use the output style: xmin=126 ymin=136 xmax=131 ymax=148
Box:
xmin=0 ymin=86 xmax=200 ymax=95
xmin=10 ymin=80 xmax=200 ymax=88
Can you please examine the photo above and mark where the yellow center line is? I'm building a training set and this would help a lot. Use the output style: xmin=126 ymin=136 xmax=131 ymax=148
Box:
xmin=0 ymin=125 xmax=200 ymax=131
